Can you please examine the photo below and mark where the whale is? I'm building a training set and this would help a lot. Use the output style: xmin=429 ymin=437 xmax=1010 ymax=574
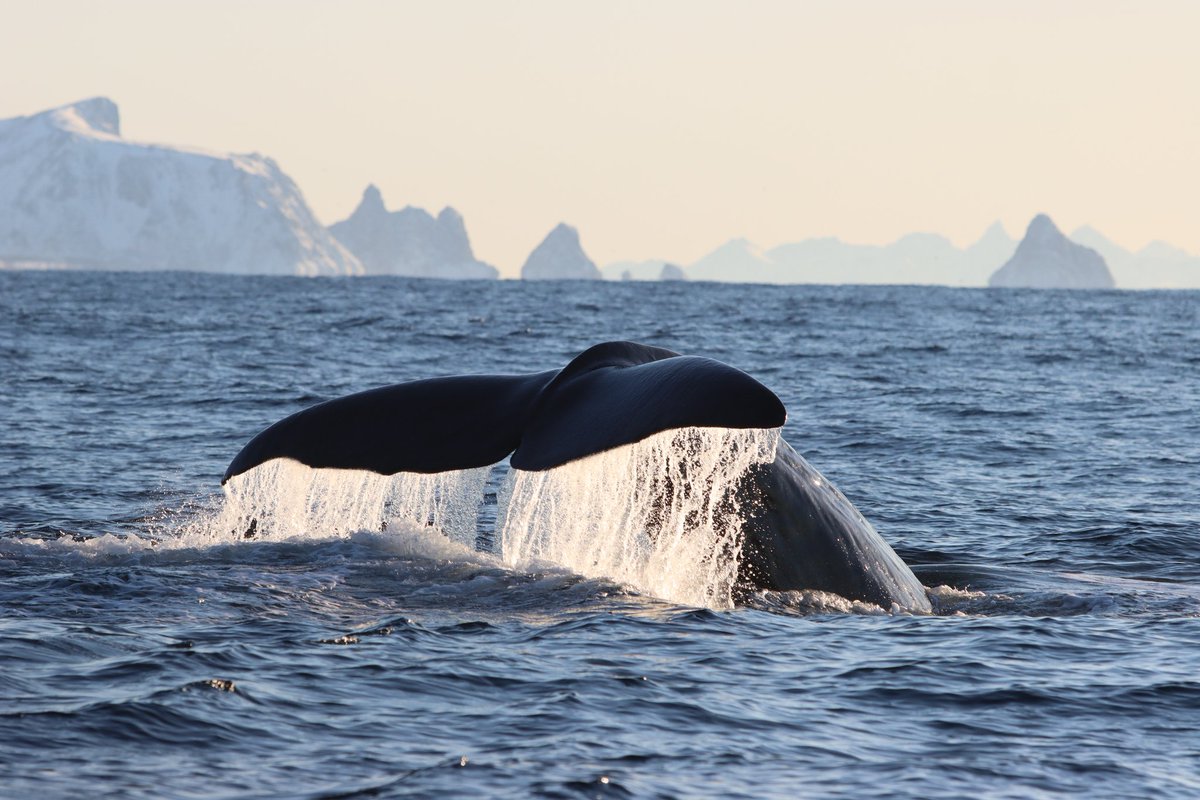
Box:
xmin=224 ymin=341 xmax=931 ymax=613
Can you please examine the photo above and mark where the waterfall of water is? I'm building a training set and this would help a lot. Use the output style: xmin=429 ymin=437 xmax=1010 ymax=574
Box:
xmin=193 ymin=427 xmax=778 ymax=608
xmin=497 ymin=427 xmax=779 ymax=608
xmin=210 ymin=458 xmax=490 ymax=549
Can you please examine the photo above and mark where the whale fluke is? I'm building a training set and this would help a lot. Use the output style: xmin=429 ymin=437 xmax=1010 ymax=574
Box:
xmin=222 ymin=372 xmax=553 ymax=483
xmin=223 ymin=342 xmax=785 ymax=483
xmin=221 ymin=341 xmax=929 ymax=612
xmin=510 ymin=342 xmax=786 ymax=470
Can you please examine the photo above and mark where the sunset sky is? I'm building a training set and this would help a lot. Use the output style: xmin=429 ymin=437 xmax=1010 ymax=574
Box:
xmin=2 ymin=0 xmax=1196 ymax=276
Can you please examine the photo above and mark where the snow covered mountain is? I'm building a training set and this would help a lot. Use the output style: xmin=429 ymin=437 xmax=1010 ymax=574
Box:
xmin=989 ymin=214 xmax=1114 ymax=289
xmin=0 ymin=98 xmax=362 ymax=275
xmin=521 ymin=223 xmax=601 ymax=280
xmin=328 ymin=185 xmax=497 ymax=279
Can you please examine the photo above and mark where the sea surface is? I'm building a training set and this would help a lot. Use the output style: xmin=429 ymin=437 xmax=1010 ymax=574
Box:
xmin=2 ymin=271 xmax=1198 ymax=799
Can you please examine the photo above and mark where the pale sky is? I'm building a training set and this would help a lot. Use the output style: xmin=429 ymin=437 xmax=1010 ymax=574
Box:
xmin=2 ymin=0 xmax=1197 ymax=277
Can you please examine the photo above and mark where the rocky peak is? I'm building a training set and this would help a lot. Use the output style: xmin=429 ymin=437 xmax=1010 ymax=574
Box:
xmin=545 ymin=223 xmax=580 ymax=248
xmin=328 ymin=185 xmax=496 ymax=279
xmin=988 ymin=214 xmax=1114 ymax=289
xmin=521 ymin=223 xmax=601 ymax=281
xmin=1025 ymin=213 xmax=1061 ymax=244
xmin=972 ymin=220 xmax=1012 ymax=248
xmin=352 ymin=184 xmax=387 ymax=220
xmin=437 ymin=206 xmax=467 ymax=237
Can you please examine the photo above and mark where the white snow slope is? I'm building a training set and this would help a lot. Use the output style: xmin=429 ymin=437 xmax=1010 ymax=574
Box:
xmin=0 ymin=98 xmax=361 ymax=275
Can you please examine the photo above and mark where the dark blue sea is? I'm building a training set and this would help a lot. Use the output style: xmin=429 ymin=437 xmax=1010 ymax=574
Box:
xmin=2 ymin=271 xmax=1198 ymax=799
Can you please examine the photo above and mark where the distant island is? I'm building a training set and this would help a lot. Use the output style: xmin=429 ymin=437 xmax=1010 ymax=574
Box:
xmin=611 ymin=223 xmax=1016 ymax=287
xmin=521 ymin=223 xmax=601 ymax=281
xmin=645 ymin=218 xmax=1194 ymax=289
xmin=330 ymin=185 xmax=497 ymax=279
xmin=989 ymin=214 xmax=1114 ymax=289
xmin=1 ymin=98 xmax=1196 ymax=288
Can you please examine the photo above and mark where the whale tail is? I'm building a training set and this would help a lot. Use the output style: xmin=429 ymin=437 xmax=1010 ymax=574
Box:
xmin=222 ymin=341 xmax=786 ymax=483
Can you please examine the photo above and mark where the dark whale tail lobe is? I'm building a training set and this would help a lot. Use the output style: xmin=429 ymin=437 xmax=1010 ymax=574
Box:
xmin=222 ymin=342 xmax=786 ymax=483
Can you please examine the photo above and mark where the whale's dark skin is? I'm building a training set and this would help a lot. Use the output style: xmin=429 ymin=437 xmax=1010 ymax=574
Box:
xmin=224 ymin=341 xmax=931 ymax=612
xmin=738 ymin=443 xmax=930 ymax=611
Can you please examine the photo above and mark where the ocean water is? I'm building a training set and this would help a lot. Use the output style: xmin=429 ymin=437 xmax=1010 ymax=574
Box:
xmin=2 ymin=270 xmax=1199 ymax=799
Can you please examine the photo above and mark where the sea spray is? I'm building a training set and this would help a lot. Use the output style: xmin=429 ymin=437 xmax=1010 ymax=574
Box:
xmin=165 ymin=429 xmax=778 ymax=608
xmin=497 ymin=427 xmax=779 ymax=609
xmin=208 ymin=458 xmax=490 ymax=548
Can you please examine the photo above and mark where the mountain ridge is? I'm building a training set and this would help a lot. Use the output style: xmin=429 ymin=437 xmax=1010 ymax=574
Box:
xmin=328 ymin=185 xmax=497 ymax=279
xmin=989 ymin=214 xmax=1114 ymax=289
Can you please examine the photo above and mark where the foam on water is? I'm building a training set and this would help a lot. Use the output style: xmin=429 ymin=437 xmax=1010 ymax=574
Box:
xmin=498 ymin=427 xmax=780 ymax=609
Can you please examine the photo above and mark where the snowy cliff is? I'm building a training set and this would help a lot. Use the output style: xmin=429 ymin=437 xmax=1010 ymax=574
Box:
xmin=989 ymin=214 xmax=1114 ymax=289
xmin=521 ymin=223 xmax=601 ymax=281
xmin=327 ymin=185 xmax=497 ymax=279
xmin=0 ymin=98 xmax=362 ymax=275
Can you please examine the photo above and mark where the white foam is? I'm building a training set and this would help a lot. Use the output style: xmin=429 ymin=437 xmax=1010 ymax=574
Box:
xmin=749 ymin=588 xmax=892 ymax=616
xmin=497 ymin=427 xmax=779 ymax=609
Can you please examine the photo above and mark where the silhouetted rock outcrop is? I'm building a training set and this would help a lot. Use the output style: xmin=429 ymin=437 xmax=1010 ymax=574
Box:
xmin=989 ymin=214 xmax=1115 ymax=289
xmin=521 ymin=223 xmax=601 ymax=280
xmin=328 ymin=185 xmax=497 ymax=279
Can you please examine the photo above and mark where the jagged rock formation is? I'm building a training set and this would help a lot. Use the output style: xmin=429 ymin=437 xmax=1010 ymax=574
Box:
xmin=989 ymin=214 xmax=1115 ymax=289
xmin=0 ymin=98 xmax=361 ymax=275
xmin=328 ymin=185 xmax=497 ymax=279
xmin=521 ymin=223 xmax=601 ymax=280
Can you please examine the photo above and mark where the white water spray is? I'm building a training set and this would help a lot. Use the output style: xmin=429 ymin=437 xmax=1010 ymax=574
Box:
xmin=174 ymin=428 xmax=778 ymax=608
xmin=498 ymin=427 xmax=779 ymax=609
xmin=209 ymin=458 xmax=490 ymax=549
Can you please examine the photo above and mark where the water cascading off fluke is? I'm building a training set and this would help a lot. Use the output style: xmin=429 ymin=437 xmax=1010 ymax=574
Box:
xmin=202 ymin=428 xmax=778 ymax=609
xmin=497 ymin=427 xmax=779 ymax=609
xmin=212 ymin=458 xmax=491 ymax=549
